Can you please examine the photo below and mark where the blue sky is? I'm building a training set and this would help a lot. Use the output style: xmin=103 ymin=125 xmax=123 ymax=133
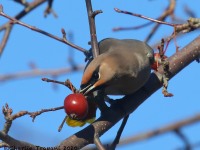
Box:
xmin=0 ymin=0 xmax=200 ymax=150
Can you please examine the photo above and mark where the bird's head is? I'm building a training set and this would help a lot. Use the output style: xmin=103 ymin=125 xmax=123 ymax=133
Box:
xmin=80 ymin=54 xmax=115 ymax=95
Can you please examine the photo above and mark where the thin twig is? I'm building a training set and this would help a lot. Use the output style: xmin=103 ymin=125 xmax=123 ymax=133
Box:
xmin=114 ymin=8 xmax=175 ymax=27
xmin=67 ymin=31 xmax=78 ymax=69
xmin=86 ymin=114 xmax=200 ymax=150
xmin=0 ymin=5 xmax=88 ymax=54
xmin=13 ymin=0 xmax=29 ymax=6
xmin=113 ymin=0 xmax=176 ymax=43
xmin=145 ymin=24 xmax=160 ymax=43
xmin=85 ymin=0 xmax=102 ymax=58
xmin=174 ymin=129 xmax=191 ymax=150
xmin=113 ymin=21 xmax=153 ymax=32
xmin=117 ymin=114 xmax=200 ymax=146
xmin=29 ymin=106 xmax=64 ymax=122
xmin=94 ymin=135 xmax=106 ymax=150
xmin=145 ymin=0 xmax=176 ymax=42
xmin=2 ymin=104 xmax=29 ymax=134
xmin=2 ymin=104 xmax=64 ymax=132
xmin=42 ymin=78 xmax=78 ymax=93
xmin=0 ymin=25 xmax=12 ymax=56
xmin=114 ymin=7 xmax=200 ymax=43
xmin=42 ymin=78 xmax=67 ymax=85
xmin=0 ymin=65 xmax=84 ymax=83
xmin=0 ymin=0 xmax=48 ymax=56
xmin=109 ymin=115 xmax=129 ymax=150
xmin=176 ymin=141 xmax=200 ymax=150
xmin=184 ymin=5 xmax=196 ymax=18
xmin=2 ymin=103 xmax=65 ymax=134
xmin=58 ymin=116 xmax=67 ymax=132
xmin=0 ymin=131 xmax=38 ymax=149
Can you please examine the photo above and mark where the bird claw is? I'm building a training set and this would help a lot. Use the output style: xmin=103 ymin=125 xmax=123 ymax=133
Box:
xmin=162 ymin=89 xmax=174 ymax=97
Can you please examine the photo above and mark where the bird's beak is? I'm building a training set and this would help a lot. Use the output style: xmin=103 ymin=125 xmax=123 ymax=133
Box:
xmin=84 ymin=85 xmax=96 ymax=95
xmin=79 ymin=84 xmax=96 ymax=95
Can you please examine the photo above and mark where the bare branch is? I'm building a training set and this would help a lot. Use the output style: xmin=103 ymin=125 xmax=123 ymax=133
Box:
xmin=1 ymin=104 xmax=64 ymax=134
xmin=0 ymin=0 xmax=48 ymax=56
xmin=114 ymin=8 xmax=175 ymax=27
xmin=85 ymin=0 xmax=102 ymax=58
xmin=114 ymin=7 xmax=200 ymax=44
xmin=2 ymin=104 xmax=29 ymax=134
xmin=87 ymin=114 xmax=200 ymax=149
xmin=174 ymin=129 xmax=191 ymax=150
xmin=145 ymin=0 xmax=176 ymax=42
xmin=0 ymin=104 xmax=65 ymax=148
xmin=113 ymin=0 xmax=176 ymax=43
xmin=94 ymin=135 xmax=106 ymax=150
xmin=58 ymin=116 xmax=67 ymax=132
xmin=0 ymin=131 xmax=38 ymax=150
xmin=109 ymin=115 xmax=129 ymax=150
xmin=0 ymin=65 xmax=84 ymax=83
xmin=13 ymin=0 xmax=29 ymax=7
xmin=42 ymin=78 xmax=79 ymax=93
xmin=0 ymin=25 xmax=12 ymax=56
xmin=118 ymin=114 xmax=200 ymax=147
xmin=29 ymin=106 xmax=64 ymax=122
xmin=184 ymin=5 xmax=196 ymax=18
xmin=177 ymin=141 xmax=200 ymax=150
xmin=0 ymin=8 xmax=88 ymax=54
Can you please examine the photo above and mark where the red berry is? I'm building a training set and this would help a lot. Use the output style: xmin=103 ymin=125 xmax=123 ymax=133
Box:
xmin=64 ymin=93 xmax=88 ymax=120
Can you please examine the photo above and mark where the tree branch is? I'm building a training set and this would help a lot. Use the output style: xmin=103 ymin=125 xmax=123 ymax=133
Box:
xmin=0 ymin=65 xmax=84 ymax=83
xmin=109 ymin=115 xmax=129 ymax=150
xmin=118 ymin=114 xmax=200 ymax=147
xmin=57 ymin=36 xmax=200 ymax=149
xmin=86 ymin=114 xmax=200 ymax=149
xmin=174 ymin=129 xmax=191 ymax=150
xmin=0 ymin=131 xmax=38 ymax=150
xmin=13 ymin=0 xmax=29 ymax=7
xmin=0 ymin=0 xmax=48 ymax=56
xmin=42 ymin=78 xmax=79 ymax=93
xmin=144 ymin=0 xmax=176 ymax=42
xmin=0 ymin=25 xmax=12 ymax=56
xmin=85 ymin=0 xmax=102 ymax=58
xmin=113 ymin=0 xmax=176 ymax=43
xmin=114 ymin=7 xmax=200 ymax=40
xmin=0 ymin=104 xmax=65 ymax=148
xmin=0 ymin=6 xmax=88 ymax=54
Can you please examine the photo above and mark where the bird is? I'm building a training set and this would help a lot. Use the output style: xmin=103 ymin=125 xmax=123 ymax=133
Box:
xmin=80 ymin=38 xmax=154 ymax=96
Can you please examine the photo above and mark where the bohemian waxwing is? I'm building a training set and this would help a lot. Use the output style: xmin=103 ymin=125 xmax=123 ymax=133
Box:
xmin=80 ymin=38 xmax=154 ymax=95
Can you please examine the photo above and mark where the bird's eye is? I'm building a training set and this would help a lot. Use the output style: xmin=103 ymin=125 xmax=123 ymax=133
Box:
xmin=93 ymin=72 xmax=100 ymax=80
